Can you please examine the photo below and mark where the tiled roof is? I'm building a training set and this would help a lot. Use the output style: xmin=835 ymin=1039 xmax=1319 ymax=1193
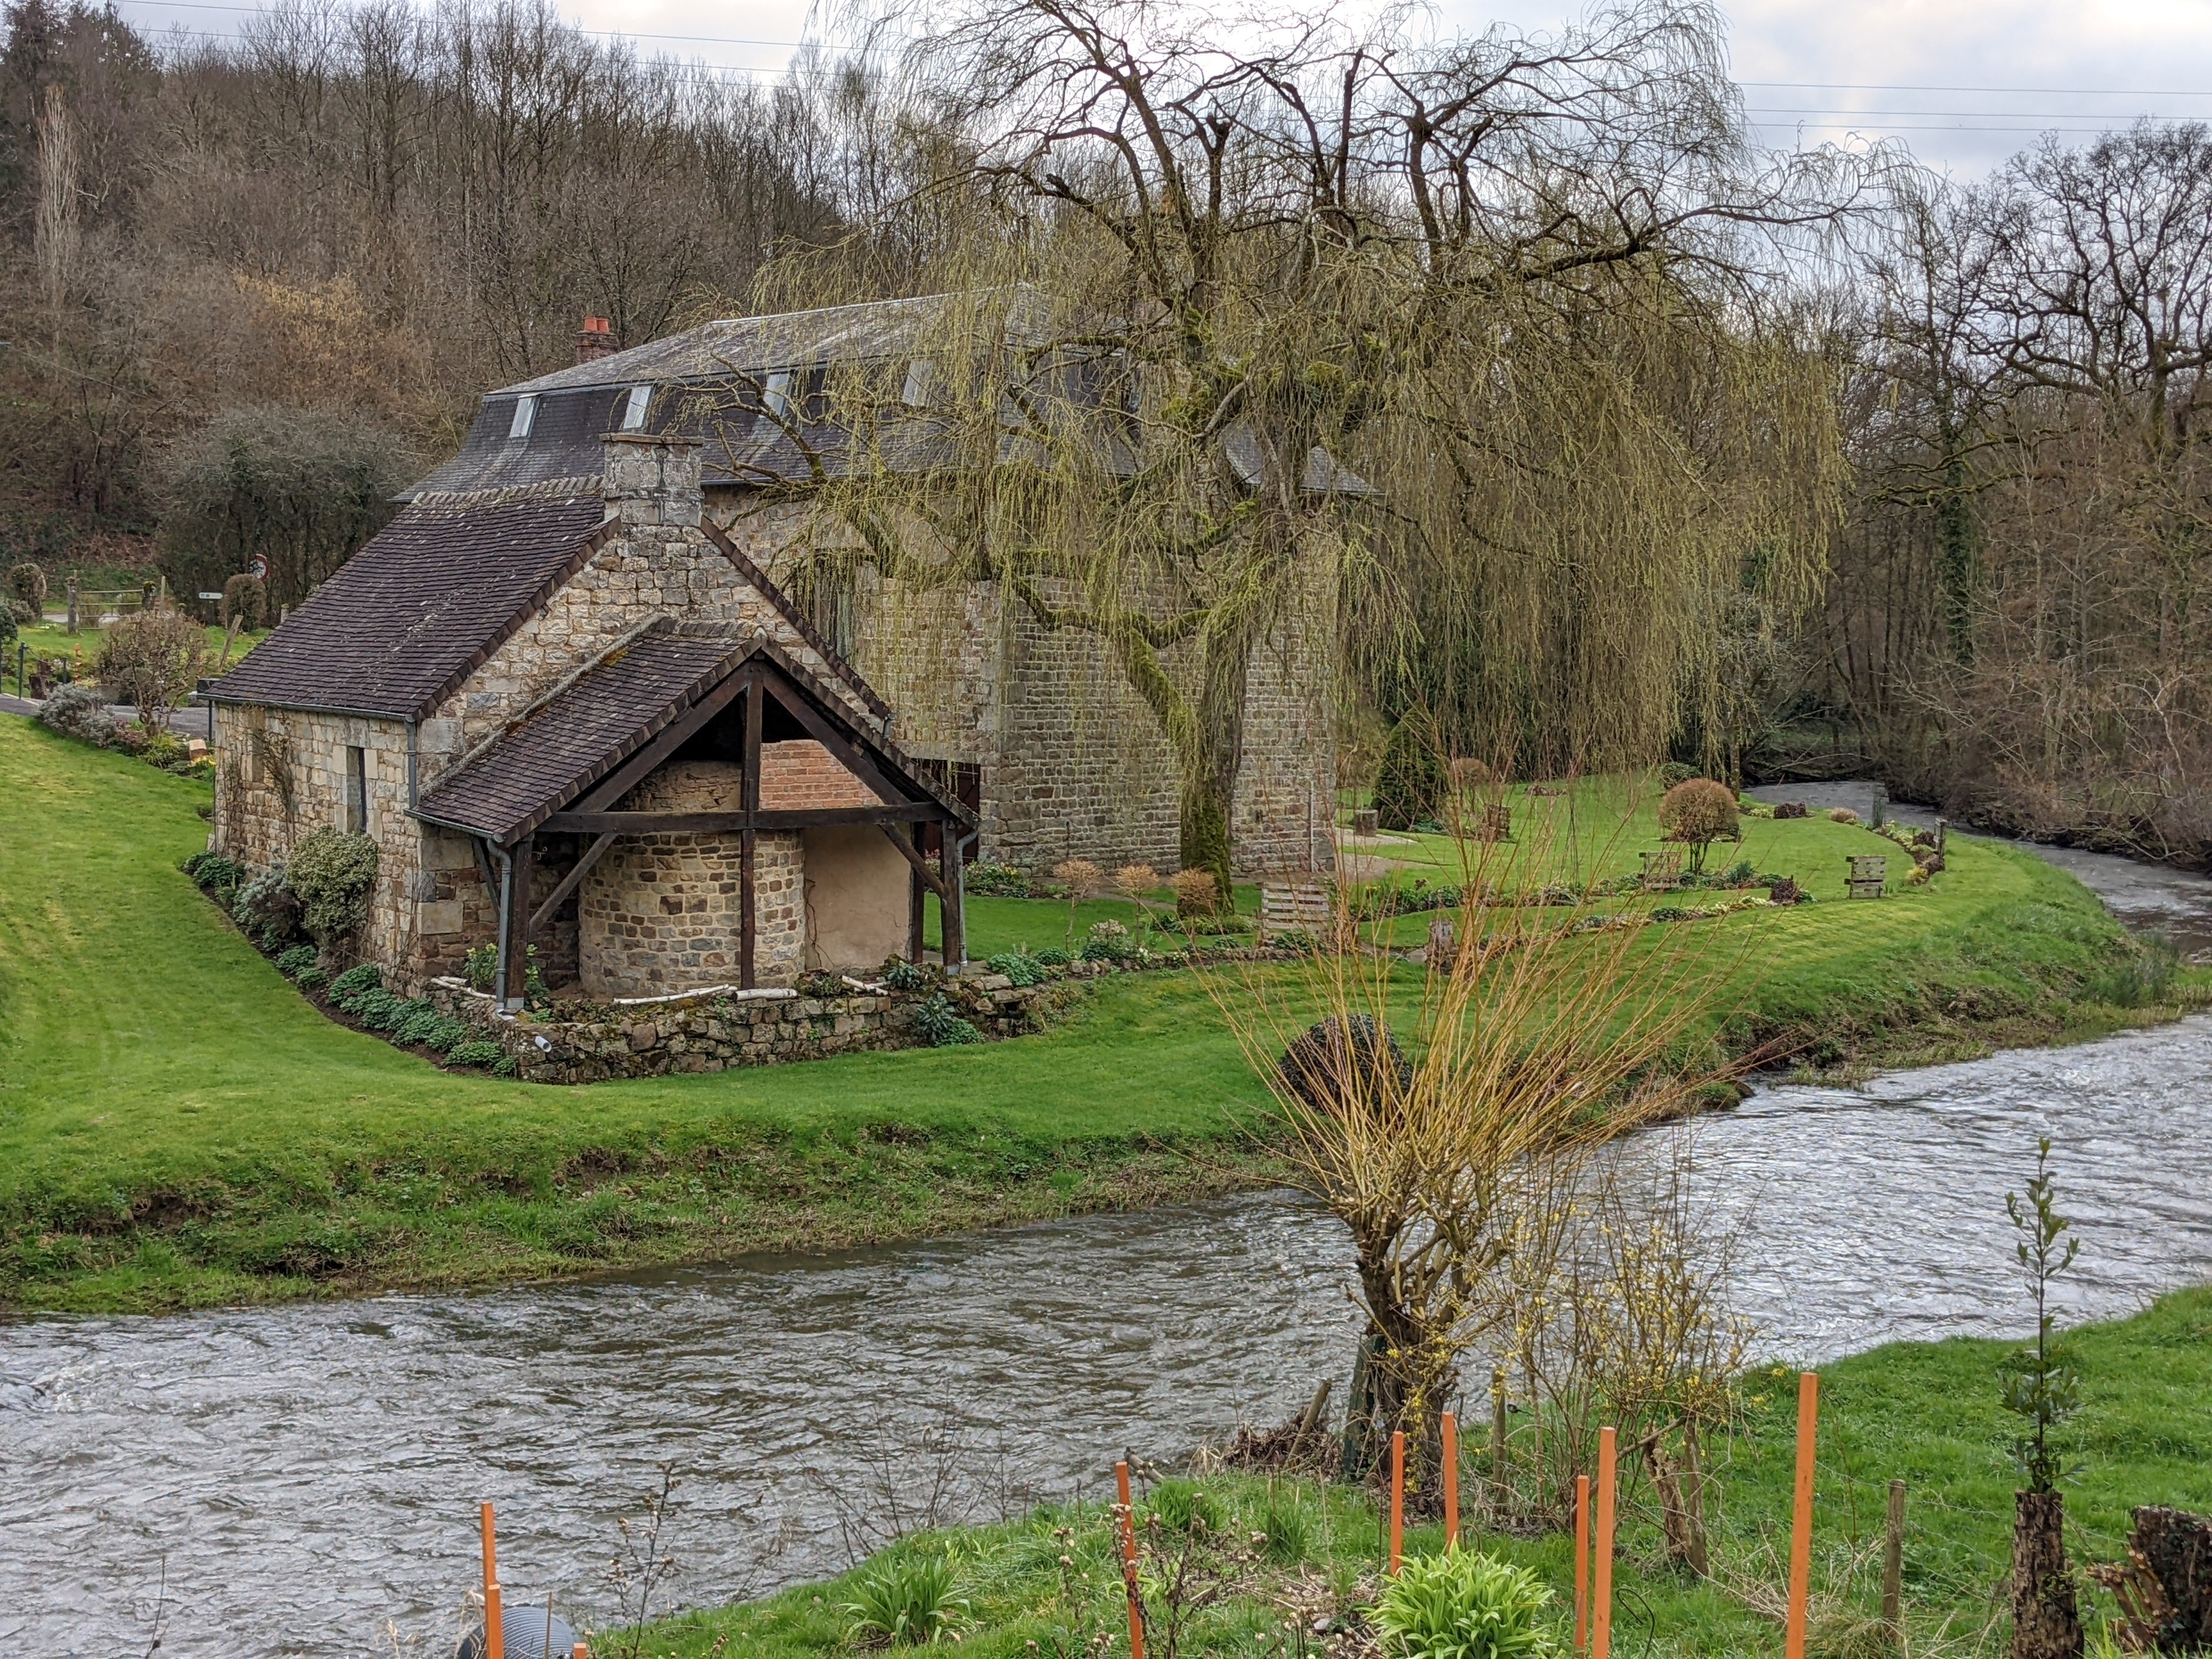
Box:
xmin=202 ymin=482 xmax=609 ymax=720
xmin=414 ymin=626 xmax=748 ymax=842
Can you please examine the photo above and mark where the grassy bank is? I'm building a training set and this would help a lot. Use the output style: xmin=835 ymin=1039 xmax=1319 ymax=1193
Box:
xmin=638 ymin=1288 xmax=2212 ymax=1656
xmin=0 ymin=714 xmax=2186 ymax=1315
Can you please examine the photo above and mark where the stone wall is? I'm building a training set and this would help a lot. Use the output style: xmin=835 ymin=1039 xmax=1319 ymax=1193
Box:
xmin=580 ymin=815 xmax=804 ymax=996
xmin=424 ymin=968 xmax=1091 ymax=1083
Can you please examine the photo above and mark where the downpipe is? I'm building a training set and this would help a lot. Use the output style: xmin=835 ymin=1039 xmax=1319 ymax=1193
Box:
xmin=951 ymin=826 xmax=979 ymax=970
xmin=487 ymin=840 xmax=516 ymax=1012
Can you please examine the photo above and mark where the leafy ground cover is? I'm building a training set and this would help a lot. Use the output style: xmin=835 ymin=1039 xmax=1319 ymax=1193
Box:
xmin=0 ymin=714 xmax=2186 ymax=1314
xmin=636 ymin=1288 xmax=2212 ymax=1656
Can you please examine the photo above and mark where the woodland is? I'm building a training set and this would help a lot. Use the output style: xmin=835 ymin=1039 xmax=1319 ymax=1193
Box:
xmin=3 ymin=0 xmax=2211 ymax=859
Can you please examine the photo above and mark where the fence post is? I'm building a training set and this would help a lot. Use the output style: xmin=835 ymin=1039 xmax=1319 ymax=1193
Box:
xmin=1593 ymin=1427 xmax=1617 ymax=1659
xmin=1575 ymin=1472 xmax=1591 ymax=1654
xmin=479 ymin=1500 xmax=504 ymax=1659
xmin=1786 ymin=1374 xmax=1819 ymax=1659
xmin=1389 ymin=1429 xmax=1406 ymax=1575
xmin=1491 ymin=1368 xmax=1509 ymax=1519
xmin=1115 ymin=1461 xmax=1147 ymax=1659
xmin=1441 ymin=1412 xmax=1460 ymax=1547
xmin=1883 ymin=1480 xmax=1906 ymax=1638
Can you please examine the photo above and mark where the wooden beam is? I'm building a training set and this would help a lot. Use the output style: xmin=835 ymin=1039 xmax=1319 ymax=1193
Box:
xmin=568 ymin=662 xmax=754 ymax=815
xmin=501 ymin=834 xmax=533 ymax=1004
xmin=741 ymin=678 xmax=761 ymax=991
xmin=907 ymin=823 xmax=926 ymax=964
xmin=939 ymin=827 xmax=964 ymax=967
xmin=528 ymin=831 xmax=616 ymax=933
xmin=740 ymin=827 xmax=757 ymax=992
xmin=879 ymin=822 xmax=953 ymax=905
xmin=541 ymin=803 xmax=944 ymax=833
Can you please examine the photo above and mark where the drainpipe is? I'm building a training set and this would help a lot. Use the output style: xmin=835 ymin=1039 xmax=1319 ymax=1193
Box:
xmin=405 ymin=716 xmax=419 ymax=810
xmin=489 ymin=841 xmax=515 ymax=1012
xmin=952 ymin=826 xmax=979 ymax=969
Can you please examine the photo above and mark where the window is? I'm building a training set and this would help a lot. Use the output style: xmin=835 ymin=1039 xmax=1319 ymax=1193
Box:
xmin=621 ymin=384 xmax=651 ymax=430
xmin=345 ymin=746 xmax=367 ymax=835
xmin=507 ymin=394 xmax=537 ymax=439
xmin=901 ymin=359 xmax=936 ymax=408
xmin=762 ymin=369 xmax=795 ymax=422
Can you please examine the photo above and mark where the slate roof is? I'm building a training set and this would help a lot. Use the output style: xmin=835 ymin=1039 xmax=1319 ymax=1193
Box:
xmin=413 ymin=622 xmax=969 ymax=845
xmin=202 ymin=482 xmax=610 ymax=720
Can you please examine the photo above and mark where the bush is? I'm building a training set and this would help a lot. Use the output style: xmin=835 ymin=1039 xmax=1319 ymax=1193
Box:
xmin=1374 ymin=713 xmax=1449 ymax=832
xmin=1828 ymin=806 xmax=1860 ymax=825
xmin=7 ymin=560 xmax=46 ymax=614
xmin=274 ymin=944 xmax=319 ymax=979
xmin=1369 ymin=1546 xmax=1560 ymax=1659
xmin=1657 ymin=778 xmax=1741 ymax=872
xmin=1764 ymin=876 xmax=1807 ymax=905
xmin=1657 ymin=760 xmax=1698 ymax=787
xmin=394 ymin=1007 xmax=470 ymax=1051
xmin=446 ymin=1039 xmax=505 ymax=1069
xmin=347 ymin=986 xmax=408 ymax=1027
xmin=1169 ymin=866 xmax=1221 ymax=919
xmin=881 ymin=958 xmax=930 ymax=993
xmin=183 ymin=850 xmax=244 ymax=906
xmin=1773 ymin=800 xmax=1809 ymax=820
xmin=963 ymin=861 xmax=1032 ymax=896
xmin=95 ymin=606 xmax=206 ymax=732
xmin=1032 ymin=946 xmax=1071 ymax=967
xmin=295 ymin=964 xmax=328 ymax=992
xmin=913 ymin=994 xmax=981 ymax=1046
xmin=287 ymin=827 xmax=378 ymax=949
xmin=220 ymin=572 xmax=268 ymax=631
xmin=1080 ymin=918 xmax=1135 ymax=962
xmin=37 ymin=681 xmax=116 ymax=746
xmin=233 ymin=864 xmax=301 ymax=947
xmin=328 ymin=963 xmax=381 ymax=1000
xmin=842 ymin=1553 xmax=967 ymax=1647
xmin=0 ymin=603 xmax=13 ymax=649
xmin=985 ymin=950 xmax=1047 ymax=988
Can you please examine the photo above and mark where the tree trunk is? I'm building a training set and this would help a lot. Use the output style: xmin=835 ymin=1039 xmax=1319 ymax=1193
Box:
xmin=2012 ymin=1489 xmax=2083 ymax=1659
xmin=1644 ymin=1429 xmax=1709 ymax=1578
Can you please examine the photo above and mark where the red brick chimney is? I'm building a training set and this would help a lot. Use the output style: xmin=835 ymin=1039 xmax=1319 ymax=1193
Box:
xmin=577 ymin=315 xmax=616 ymax=364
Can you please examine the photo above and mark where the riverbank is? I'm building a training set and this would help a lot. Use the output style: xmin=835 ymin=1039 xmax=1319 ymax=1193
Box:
xmin=1 ymin=714 xmax=2196 ymax=1316
xmin=637 ymin=1287 xmax=2212 ymax=1656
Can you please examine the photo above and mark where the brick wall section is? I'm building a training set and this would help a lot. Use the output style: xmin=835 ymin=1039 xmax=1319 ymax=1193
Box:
xmin=758 ymin=739 xmax=883 ymax=810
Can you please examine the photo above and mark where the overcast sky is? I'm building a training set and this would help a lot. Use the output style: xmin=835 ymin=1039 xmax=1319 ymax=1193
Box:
xmin=117 ymin=0 xmax=2212 ymax=177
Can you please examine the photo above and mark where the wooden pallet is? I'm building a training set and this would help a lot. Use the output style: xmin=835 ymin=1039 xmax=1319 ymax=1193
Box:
xmin=1846 ymin=854 xmax=1887 ymax=899
xmin=1260 ymin=879 xmax=1334 ymax=940
xmin=1640 ymin=848 xmax=1685 ymax=891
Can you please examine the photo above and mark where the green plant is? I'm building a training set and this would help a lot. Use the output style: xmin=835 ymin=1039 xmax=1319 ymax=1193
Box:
xmin=986 ymin=950 xmax=1047 ymax=987
xmin=445 ymin=1039 xmax=505 ymax=1069
xmin=95 ymin=605 xmax=207 ymax=734
xmin=183 ymin=851 xmax=244 ymax=906
xmin=294 ymin=965 xmax=328 ymax=992
xmin=1375 ymin=713 xmax=1449 ymax=832
xmin=1255 ymin=1488 xmax=1314 ymax=1565
xmin=233 ymin=864 xmax=301 ymax=947
xmin=2002 ymin=1136 xmax=2081 ymax=1493
xmin=286 ymin=827 xmax=378 ymax=949
xmin=393 ymin=1007 xmax=469 ymax=1051
xmin=1080 ymin=918 xmax=1134 ymax=962
xmin=1657 ymin=778 xmax=1740 ymax=873
xmin=7 ymin=560 xmax=46 ymax=614
xmin=1369 ymin=1545 xmax=1560 ymax=1659
xmin=465 ymin=941 xmax=545 ymax=997
xmin=1658 ymin=760 xmax=1698 ymax=787
xmin=1146 ymin=1479 xmax=1223 ymax=1535
xmin=1033 ymin=947 xmax=1071 ymax=967
xmin=274 ymin=944 xmax=318 ymax=979
xmin=965 ymin=862 xmax=1034 ymax=896
xmin=882 ymin=958 xmax=930 ymax=992
xmin=37 ymin=682 xmax=115 ymax=746
xmin=913 ymin=994 xmax=981 ymax=1046
xmin=843 ymin=1553 xmax=968 ymax=1646
xmin=328 ymin=963 xmax=381 ymax=1000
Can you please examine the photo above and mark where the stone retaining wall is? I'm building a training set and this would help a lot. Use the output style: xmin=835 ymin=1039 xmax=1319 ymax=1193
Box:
xmin=424 ymin=965 xmax=1098 ymax=1083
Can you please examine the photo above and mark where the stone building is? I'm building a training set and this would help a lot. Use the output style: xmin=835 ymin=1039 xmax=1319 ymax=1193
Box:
xmin=407 ymin=297 xmax=1341 ymax=876
xmin=203 ymin=432 xmax=972 ymax=1002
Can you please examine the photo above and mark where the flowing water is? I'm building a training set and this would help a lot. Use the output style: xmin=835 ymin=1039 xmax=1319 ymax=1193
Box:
xmin=8 ymin=841 xmax=2212 ymax=1655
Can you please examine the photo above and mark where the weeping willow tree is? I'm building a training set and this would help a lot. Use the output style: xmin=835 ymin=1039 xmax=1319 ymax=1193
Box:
xmin=716 ymin=0 xmax=1855 ymax=885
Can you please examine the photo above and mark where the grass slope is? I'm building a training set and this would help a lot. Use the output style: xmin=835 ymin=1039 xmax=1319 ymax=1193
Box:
xmin=0 ymin=715 xmax=2174 ymax=1314
xmin=639 ymin=1289 xmax=2212 ymax=1657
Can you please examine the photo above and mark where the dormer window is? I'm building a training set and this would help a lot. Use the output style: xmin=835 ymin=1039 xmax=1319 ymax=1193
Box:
xmin=901 ymin=359 xmax=936 ymax=408
xmin=507 ymin=394 xmax=537 ymax=440
xmin=763 ymin=369 xmax=795 ymax=422
xmin=621 ymin=384 xmax=651 ymax=431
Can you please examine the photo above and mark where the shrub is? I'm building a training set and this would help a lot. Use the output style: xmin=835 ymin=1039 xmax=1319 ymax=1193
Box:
xmin=295 ymin=965 xmax=328 ymax=992
xmin=964 ymin=861 xmax=1032 ymax=896
xmin=183 ymin=850 xmax=244 ymax=906
xmin=1657 ymin=760 xmax=1698 ymax=787
xmin=881 ymin=958 xmax=930 ymax=993
xmin=447 ymin=1039 xmax=505 ymax=1069
xmin=37 ymin=682 xmax=115 ymax=746
xmin=0 ymin=603 xmax=13 ymax=649
xmin=328 ymin=963 xmax=382 ymax=1000
xmin=1032 ymin=946 xmax=1071 ymax=967
xmin=7 ymin=560 xmax=46 ymax=614
xmin=347 ymin=986 xmax=408 ymax=1027
xmin=1649 ymin=905 xmax=1692 ymax=923
xmin=1657 ymin=778 xmax=1741 ymax=873
xmin=1169 ymin=866 xmax=1220 ymax=919
xmin=1773 ymin=800 xmax=1809 ymax=820
xmin=233 ymin=865 xmax=301 ymax=947
xmin=287 ymin=827 xmax=378 ymax=949
xmin=394 ymin=1008 xmax=470 ymax=1051
xmin=985 ymin=950 xmax=1047 ymax=988
xmin=274 ymin=944 xmax=319 ymax=979
xmin=913 ymin=994 xmax=981 ymax=1046
xmin=1715 ymin=857 xmax=1756 ymax=887
xmin=1828 ymin=806 xmax=1860 ymax=825
xmin=1374 ymin=713 xmax=1449 ymax=832
xmin=1369 ymin=1546 xmax=1560 ymax=1659
xmin=220 ymin=572 xmax=268 ymax=631
xmin=1764 ymin=876 xmax=1807 ymax=905
xmin=1080 ymin=918 xmax=1135 ymax=962
xmin=842 ymin=1553 xmax=967 ymax=1647
xmin=95 ymin=606 xmax=206 ymax=733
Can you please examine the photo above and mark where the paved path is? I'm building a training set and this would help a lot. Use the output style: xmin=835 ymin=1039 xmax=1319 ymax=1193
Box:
xmin=0 ymin=691 xmax=213 ymax=738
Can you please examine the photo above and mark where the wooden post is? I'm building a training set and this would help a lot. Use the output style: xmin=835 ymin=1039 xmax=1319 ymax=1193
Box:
xmin=500 ymin=837 xmax=532 ymax=1007
xmin=1593 ymin=1427 xmax=1617 ymax=1659
xmin=1115 ymin=1461 xmax=1147 ymax=1659
xmin=1441 ymin=1412 xmax=1459 ymax=1547
xmin=1491 ymin=1368 xmax=1509 ymax=1517
xmin=939 ymin=823 xmax=964 ymax=967
xmin=907 ymin=823 xmax=927 ymax=963
xmin=1786 ymin=1373 xmax=1819 ymax=1659
xmin=1575 ymin=1473 xmax=1591 ymax=1654
xmin=1389 ymin=1429 xmax=1406 ymax=1575
xmin=479 ymin=1500 xmax=504 ymax=1659
xmin=740 ymin=675 xmax=761 ymax=991
xmin=1882 ymin=1480 xmax=1905 ymax=1638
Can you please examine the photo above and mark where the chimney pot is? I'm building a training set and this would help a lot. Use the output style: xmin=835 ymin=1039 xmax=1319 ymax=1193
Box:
xmin=577 ymin=315 xmax=617 ymax=364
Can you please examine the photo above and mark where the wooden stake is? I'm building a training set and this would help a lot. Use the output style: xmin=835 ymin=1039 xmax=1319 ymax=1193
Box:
xmin=1575 ymin=1473 xmax=1591 ymax=1654
xmin=1593 ymin=1428 xmax=1617 ymax=1659
xmin=1491 ymin=1369 xmax=1509 ymax=1517
xmin=1389 ymin=1430 xmax=1406 ymax=1574
xmin=1441 ymin=1412 xmax=1460 ymax=1547
xmin=1882 ymin=1480 xmax=1906 ymax=1637
xmin=1786 ymin=1373 xmax=1819 ymax=1659
xmin=1115 ymin=1461 xmax=1147 ymax=1659
xmin=479 ymin=1500 xmax=504 ymax=1659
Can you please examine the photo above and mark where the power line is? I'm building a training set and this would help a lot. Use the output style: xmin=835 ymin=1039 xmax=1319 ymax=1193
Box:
xmin=1745 ymin=108 xmax=2202 ymax=121
xmin=1741 ymin=80 xmax=2212 ymax=98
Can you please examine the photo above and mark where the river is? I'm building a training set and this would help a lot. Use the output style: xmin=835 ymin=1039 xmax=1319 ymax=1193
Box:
xmin=6 ymin=837 xmax=2212 ymax=1655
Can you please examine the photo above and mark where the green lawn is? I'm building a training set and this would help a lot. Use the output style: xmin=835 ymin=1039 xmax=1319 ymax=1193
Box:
xmin=638 ymin=1288 xmax=2212 ymax=1656
xmin=7 ymin=616 xmax=268 ymax=691
xmin=0 ymin=714 xmax=2177 ymax=1314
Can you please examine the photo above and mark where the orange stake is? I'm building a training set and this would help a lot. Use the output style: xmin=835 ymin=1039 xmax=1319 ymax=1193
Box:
xmin=479 ymin=1500 xmax=504 ymax=1659
xmin=1592 ymin=1428 xmax=1617 ymax=1659
xmin=1389 ymin=1430 xmax=1406 ymax=1574
xmin=1786 ymin=1373 xmax=1820 ymax=1659
xmin=1115 ymin=1461 xmax=1147 ymax=1659
xmin=1574 ymin=1473 xmax=1590 ymax=1654
xmin=1441 ymin=1413 xmax=1460 ymax=1547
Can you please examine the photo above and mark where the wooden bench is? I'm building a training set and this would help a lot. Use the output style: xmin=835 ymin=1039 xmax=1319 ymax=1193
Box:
xmin=1640 ymin=848 xmax=1685 ymax=891
xmin=1846 ymin=855 xmax=1887 ymax=899
xmin=1260 ymin=880 xmax=1335 ymax=941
